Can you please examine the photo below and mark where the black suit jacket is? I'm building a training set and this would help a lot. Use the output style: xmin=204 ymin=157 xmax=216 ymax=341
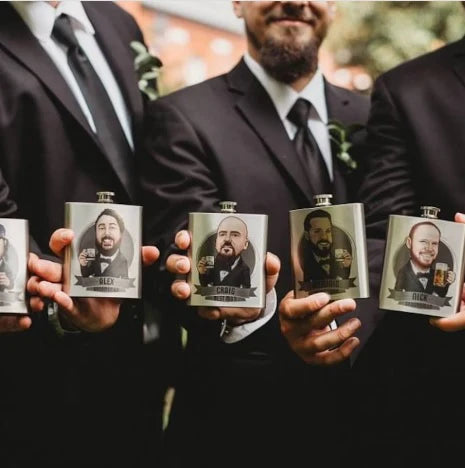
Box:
xmin=141 ymin=60 xmax=383 ymax=465
xmin=358 ymin=37 xmax=465 ymax=465
xmin=199 ymin=255 xmax=251 ymax=288
xmin=395 ymin=261 xmax=434 ymax=294
xmin=0 ymin=4 xmax=178 ymax=467
xmin=82 ymin=250 xmax=129 ymax=278
xmin=303 ymin=249 xmax=350 ymax=282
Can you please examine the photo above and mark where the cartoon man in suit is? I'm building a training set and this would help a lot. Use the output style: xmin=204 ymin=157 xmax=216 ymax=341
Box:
xmin=198 ymin=216 xmax=251 ymax=289
xmin=395 ymin=221 xmax=455 ymax=297
xmin=303 ymin=209 xmax=351 ymax=282
xmin=79 ymin=208 xmax=129 ymax=279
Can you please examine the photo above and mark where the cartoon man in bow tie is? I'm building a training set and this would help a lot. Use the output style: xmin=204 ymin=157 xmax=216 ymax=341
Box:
xmin=303 ymin=209 xmax=352 ymax=282
xmin=198 ymin=216 xmax=251 ymax=289
xmin=395 ymin=221 xmax=455 ymax=296
xmin=79 ymin=208 xmax=129 ymax=279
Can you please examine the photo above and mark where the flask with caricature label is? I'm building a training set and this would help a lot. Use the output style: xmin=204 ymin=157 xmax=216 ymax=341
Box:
xmin=380 ymin=206 xmax=465 ymax=317
xmin=187 ymin=201 xmax=267 ymax=308
xmin=0 ymin=218 xmax=28 ymax=315
xmin=64 ymin=192 xmax=142 ymax=298
xmin=289 ymin=194 xmax=369 ymax=300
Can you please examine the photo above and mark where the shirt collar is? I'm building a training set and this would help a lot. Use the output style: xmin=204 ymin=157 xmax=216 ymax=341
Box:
xmin=100 ymin=250 xmax=118 ymax=262
xmin=410 ymin=260 xmax=430 ymax=275
xmin=11 ymin=1 xmax=95 ymax=43
xmin=243 ymin=52 xmax=328 ymax=124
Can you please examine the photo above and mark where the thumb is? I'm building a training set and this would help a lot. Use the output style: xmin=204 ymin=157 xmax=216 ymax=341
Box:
xmin=265 ymin=252 xmax=280 ymax=293
xmin=49 ymin=228 xmax=74 ymax=258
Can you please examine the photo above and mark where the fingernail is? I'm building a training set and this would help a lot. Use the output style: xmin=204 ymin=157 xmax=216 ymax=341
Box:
xmin=348 ymin=318 xmax=361 ymax=331
xmin=176 ymin=259 xmax=187 ymax=272
xmin=313 ymin=292 xmax=330 ymax=306
xmin=61 ymin=230 xmax=72 ymax=241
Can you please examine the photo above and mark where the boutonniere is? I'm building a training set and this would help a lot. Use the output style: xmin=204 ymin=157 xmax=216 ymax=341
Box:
xmin=130 ymin=41 xmax=163 ymax=101
xmin=327 ymin=120 xmax=364 ymax=172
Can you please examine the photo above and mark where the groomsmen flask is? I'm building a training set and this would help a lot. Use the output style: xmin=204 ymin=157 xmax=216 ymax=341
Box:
xmin=187 ymin=201 xmax=267 ymax=308
xmin=289 ymin=194 xmax=369 ymax=300
xmin=0 ymin=218 xmax=28 ymax=315
xmin=380 ymin=206 xmax=465 ymax=317
xmin=64 ymin=192 xmax=142 ymax=299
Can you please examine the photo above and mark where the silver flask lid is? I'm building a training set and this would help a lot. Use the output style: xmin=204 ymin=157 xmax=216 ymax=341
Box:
xmin=313 ymin=194 xmax=333 ymax=207
xmin=219 ymin=201 xmax=237 ymax=213
xmin=420 ymin=206 xmax=440 ymax=219
xmin=96 ymin=192 xmax=115 ymax=204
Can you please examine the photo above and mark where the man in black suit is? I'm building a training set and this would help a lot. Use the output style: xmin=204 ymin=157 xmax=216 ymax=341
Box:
xmin=142 ymin=2 xmax=383 ymax=465
xmin=198 ymin=216 xmax=251 ymax=288
xmin=358 ymin=28 xmax=465 ymax=466
xmin=80 ymin=208 xmax=129 ymax=278
xmin=0 ymin=2 xmax=179 ymax=467
xmin=302 ymin=209 xmax=352 ymax=283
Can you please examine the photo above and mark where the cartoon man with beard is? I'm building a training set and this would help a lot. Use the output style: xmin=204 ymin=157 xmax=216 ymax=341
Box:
xmin=395 ymin=221 xmax=455 ymax=297
xmin=303 ymin=209 xmax=351 ymax=282
xmin=198 ymin=216 xmax=251 ymax=288
xmin=79 ymin=208 xmax=129 ymax=279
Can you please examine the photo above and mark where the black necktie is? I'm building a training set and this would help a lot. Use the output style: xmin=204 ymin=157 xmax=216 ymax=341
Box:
xmin=51 ymin=15 xmax=136 ymax=197
xmin=287 ymin=98 xmax=331 ymax=195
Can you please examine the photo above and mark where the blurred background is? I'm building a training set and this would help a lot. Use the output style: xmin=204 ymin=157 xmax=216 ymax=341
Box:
xmin=118 ymin=1 xmax=465 ymax=95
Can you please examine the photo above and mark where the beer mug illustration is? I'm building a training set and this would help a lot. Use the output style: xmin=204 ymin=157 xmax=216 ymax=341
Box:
xmin=433 ymin=262 xmax=448 ymax=288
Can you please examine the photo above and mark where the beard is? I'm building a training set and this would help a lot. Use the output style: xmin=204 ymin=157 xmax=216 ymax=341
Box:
xmin=258 ymin=35 xmax=319 ymax=84
xmin=411 ymin=250 xmax=435 ymax=270
xmin=96 ymin=236 xmax=121 ymax=257
xmin=215 ymin=252 xmax=238 ymax=270
xmin=246 ymin=2 xmax=323 ymax=84
xmin=310 ymin=240 xmax=331 ymax=258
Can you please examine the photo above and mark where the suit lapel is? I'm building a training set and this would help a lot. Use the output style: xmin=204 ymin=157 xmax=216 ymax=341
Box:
xmin=325 ymin=82 xmax=353 ymax=204
xmin=228 ymin=61 xmax=314 ymax=206
xmin=0 ymin=4 xmax=99 ymax=145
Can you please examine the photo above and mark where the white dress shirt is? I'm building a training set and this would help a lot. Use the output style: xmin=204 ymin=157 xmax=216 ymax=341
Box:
xmin=11 ymin=1 xmax=134 ymax=149
xmin=244 ymin=52 xmax=333 ymax=180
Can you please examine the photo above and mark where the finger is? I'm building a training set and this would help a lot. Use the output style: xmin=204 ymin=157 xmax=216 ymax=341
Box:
xmin=265 ymin=252 xmax=280 ymax=293
xmin=27 ymin=275 xmax=41 ymax=295
xmin=28 ymin=257 xmax=62 ymax=284
xmin=198 ymin=307 xmax=221 ymax=320
xmin=166 ymin=254 xmax=190 ymax=274
xmin=0 ymin=315 xmax=32 ymax=333
xmin=306 ymin=298 xmax=356 ymax=331
xmin=49 ymin=228 xmax=74 ymax=258
xmin=142 ymin=246 xmax=159 ymax=266
xmin=297 ymin=318 xmax=361 ymax=357
xmin=171 ymin=279 xmax=191 ymax=300
xmin=29 ymin=296 xmax=45 ymax=312
xmin=174 ymin=230 xmax=190 ymax=250
xmin=52 ymin=291 xmax=76 ymax=317
xmin=455 ymin=212 xmax=465 ymax=224
xmin=430 ymin=312 xmax=465 ymax=332
xmin=37 ymin=280 xmax=63 ymax=299
xmin=215 ymin=306 xmax=261 ymax=322
xmin=303 ymin=337 xmax=360 ymax=366
xmin=27 ymin=252 xmax=39 ymax=272
xmin=279 ymin=291 xmax=331 ymax=321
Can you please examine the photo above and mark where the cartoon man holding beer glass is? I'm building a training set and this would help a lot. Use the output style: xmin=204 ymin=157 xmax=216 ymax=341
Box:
xmin=395 ymin=221 xmax=455 ymax=297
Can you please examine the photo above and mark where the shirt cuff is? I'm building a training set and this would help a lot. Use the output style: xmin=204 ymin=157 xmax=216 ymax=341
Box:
xmin=221 ymin=288 xmax=277 ymax=344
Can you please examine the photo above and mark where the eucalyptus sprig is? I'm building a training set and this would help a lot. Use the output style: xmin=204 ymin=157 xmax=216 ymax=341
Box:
xmin=327 ymin=119 xmax=364 ymax=172
xmin=130 ymin=41 xmax=163 ymax=101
